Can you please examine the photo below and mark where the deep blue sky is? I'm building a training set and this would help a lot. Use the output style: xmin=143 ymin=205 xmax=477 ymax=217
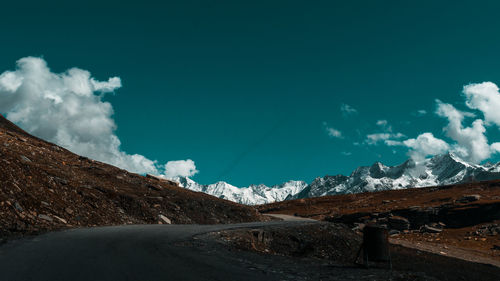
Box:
xmin=2 ymin=1 xmax=500 ymax=186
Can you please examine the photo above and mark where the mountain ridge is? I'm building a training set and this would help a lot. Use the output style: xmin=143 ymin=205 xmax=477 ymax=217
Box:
xmin=177 ymin=152 xmax=500 ymax=205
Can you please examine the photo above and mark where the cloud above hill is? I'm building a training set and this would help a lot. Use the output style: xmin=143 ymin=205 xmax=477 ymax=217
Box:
xmin=402 ymin=132 xmax=450 ymax=162
xmin=164 ymin=159 xmax=199 ymax=178
xmin=0 ymin=57 xmax=198 ymax=178
xmin=367 ymin=82 xmax=500 ymax=163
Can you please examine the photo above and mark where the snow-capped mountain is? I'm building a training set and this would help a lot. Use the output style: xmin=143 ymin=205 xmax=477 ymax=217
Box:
xmin=294 ymin=152 xmax=500 ymax=199
xmin=175 ymin=152 xmax=500 ymax=205
xmin=174 ymin=177 xmax=307 ymax=205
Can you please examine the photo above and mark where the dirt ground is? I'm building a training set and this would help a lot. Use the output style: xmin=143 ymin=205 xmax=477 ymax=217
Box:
xmin=258 ymin=181 xmax=500 ymax=266
xmin=212 ymin=222 xmax=500 ymax=281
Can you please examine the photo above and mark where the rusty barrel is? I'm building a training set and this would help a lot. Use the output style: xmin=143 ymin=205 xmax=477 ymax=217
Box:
xmin=363 ymin=225 xmax=390 ymax=262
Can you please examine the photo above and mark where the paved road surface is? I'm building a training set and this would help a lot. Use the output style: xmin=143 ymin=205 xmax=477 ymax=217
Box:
xmin=0 ymin=220 xmax=333 ymax=281
xmin=264 ymin=213 xmax=317 ymax=222
xmin=1 ymin=217 xmax=416 ymax=281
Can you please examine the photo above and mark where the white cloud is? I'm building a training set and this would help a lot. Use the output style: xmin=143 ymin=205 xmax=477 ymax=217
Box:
xmin=402 ymin=132 xmax=450 ymax=161
xmin=0 ymin=57 xmax=196 ymax=176
xmin=164 ymin=159 xmax=198 ymax=179
xmin=375 ymin=119 xmax=394 ymax=132
xmin=323 ymin=122 xmax=343 ymax=138
xmin=416 ymin=109 xmax=427 ymax=116
xmin=365 ymin=120 xmax=404 ymax=145
xmin=436 ymin=100 xmax=493 ymax=163
xmin=0 ymin=71 xmax=23 ymax=92
xmin=492 ymin=142 xmax=500 ymax=153
xmin=463 ymin=82 xmax=500 ymax=127
xmin=365 ymin=132 xmax=405 ymax=145
xmin=345 ymin=82 xmax=500 ymax=164
xmin=91 ymin=77 xmax=122 ymax=92
xmin=385 ymin=140 xmax=403 ymax=146
xmin=326 ymin=127 xmax=342 ymax=138
xmin=340 ymin=103 xmax=358 ymax=116
xmin=341 ymin=151 xmax=352 ymax=156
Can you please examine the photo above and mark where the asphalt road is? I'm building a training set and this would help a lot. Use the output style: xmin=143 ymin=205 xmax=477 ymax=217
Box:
xmin=0 ymin=219 xmax=329 ymax=281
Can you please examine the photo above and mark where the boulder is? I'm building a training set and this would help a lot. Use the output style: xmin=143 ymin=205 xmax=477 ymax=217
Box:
xmin=388 ymin=216 xmax=410 ymax=231
xmin=388 ymin=229 xmax=400 ymax=236
xmin=421 ymin=225 xmax=442 ymax=233
xmin=457 ymin=194 xmax=481 ymax=203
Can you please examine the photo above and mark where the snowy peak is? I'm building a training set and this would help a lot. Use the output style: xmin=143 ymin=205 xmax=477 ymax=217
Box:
xmin=174 ymin=177 xmax=307 ymax=205
xmin=296 ymin=153 xmax=500 ymax=199
xmin=175 ymin=153 xmax=500 ymax=205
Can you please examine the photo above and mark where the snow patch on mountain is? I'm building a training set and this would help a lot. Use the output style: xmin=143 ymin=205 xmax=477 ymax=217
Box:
xmin=174 ymin=177 xmax=307 ymax=205
xmin=174 ymin=152 xmax=500 ymax=205
xmin=294 ymin=152 xmax=500 ymax=199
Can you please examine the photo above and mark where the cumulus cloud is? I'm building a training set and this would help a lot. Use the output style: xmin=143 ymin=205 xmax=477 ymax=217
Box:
xmin=492 ymin=142 xmax=500 ymax=153
xmin=164 ymin=159 xmax=198 ymax=178
xmin=374 ymin=90 xmax=500 ymax=164
xmin=463 ymin=82 xmax=500 ymax=127
xmin=340 ymin=103 xmax=358 ymax=116
xmin=0 ymin=57 xmax=198 ymax=177
xmin=351 ymin=82 xmax=500 ymax=164
xmin=402 ymin=132 xmax=450 ymax=161
xmin=436 ymin=100 xmax=493 ymax=163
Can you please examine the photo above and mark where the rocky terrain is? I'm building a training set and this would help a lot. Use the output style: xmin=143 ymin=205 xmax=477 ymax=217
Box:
xmin=211 ymin=222 xmax=500 ymax=281
xmin=177 ymin=152 xmax=500 ymax=205
xmin=0 ymin=114 xmax=266 ymax=240
xmin=259 ymin=180 xmax=500 ymax=267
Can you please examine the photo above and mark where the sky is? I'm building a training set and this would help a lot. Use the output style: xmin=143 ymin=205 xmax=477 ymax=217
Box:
xmin=1 ymin=1 xmax=500 ymax=186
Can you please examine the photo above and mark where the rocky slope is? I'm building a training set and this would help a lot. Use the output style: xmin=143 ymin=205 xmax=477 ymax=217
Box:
xmin=0 ymin=114 xmax=265 ymax=239
xmin=259 ymin=179 xmax=500 ymax=269
xmin=177 ymin=153 xmax=500 ymax=204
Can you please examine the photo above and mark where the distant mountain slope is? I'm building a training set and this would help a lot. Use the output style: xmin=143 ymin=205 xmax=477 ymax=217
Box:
xmin=175 ymin=177 xmax=307 ymax=205
xmin=295 ymin=152 xmax=500 ymax=199
xmin=0 ymin=114 xmax=265 ymax=239
xmin=177 ymin=153 xmax=500 ymax=205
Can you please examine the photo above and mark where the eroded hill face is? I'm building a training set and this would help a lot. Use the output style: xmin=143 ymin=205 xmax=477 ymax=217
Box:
xmin=0 ymin=114 xmax=265 ymax=239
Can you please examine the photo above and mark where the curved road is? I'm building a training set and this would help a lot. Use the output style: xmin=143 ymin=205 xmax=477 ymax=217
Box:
xmin=0 ymin=219 xmax=327 ymax=281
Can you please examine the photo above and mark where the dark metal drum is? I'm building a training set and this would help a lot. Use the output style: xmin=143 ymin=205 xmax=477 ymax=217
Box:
xmin=363 ymin=225 xmax=390 ymax=262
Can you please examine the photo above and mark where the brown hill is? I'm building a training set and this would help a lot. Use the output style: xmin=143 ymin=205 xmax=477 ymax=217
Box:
xmin=0 ymin=114 xmax=265 ymax=239
xmin=259 ymin=181 xmax=500 ymax=265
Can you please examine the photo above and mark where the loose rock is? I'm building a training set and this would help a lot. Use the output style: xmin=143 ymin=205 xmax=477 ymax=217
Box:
xmin=38 ymin=214 xmax=53 ymax=222
xmin=457 ymin=194 xmax=481 ymax=203
xmin=158 ymin=214 xmax=172 ymax=224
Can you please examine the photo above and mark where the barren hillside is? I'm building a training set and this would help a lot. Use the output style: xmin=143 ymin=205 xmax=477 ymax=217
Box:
xmin=259 ymin=181 xmax=500 ymax=264
xmin=0 ymin=114 xmax=265 ymax=239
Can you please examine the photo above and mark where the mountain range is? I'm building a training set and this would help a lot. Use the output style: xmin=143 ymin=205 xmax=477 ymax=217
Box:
xmin=175 ymin=152 xmax=500 ymax=205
